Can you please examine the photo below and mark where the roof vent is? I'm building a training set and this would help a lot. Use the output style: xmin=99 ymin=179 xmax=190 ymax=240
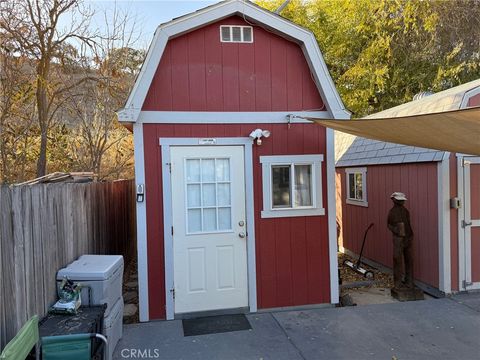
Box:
xmin=413 ymin=91 xmax=434 ymax=101
xmin=220 ymin=25 xmax=253 ymax=43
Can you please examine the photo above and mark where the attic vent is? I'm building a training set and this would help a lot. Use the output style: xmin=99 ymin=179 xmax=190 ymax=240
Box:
xmin=220 ymin=25 xmax=253 ymax=43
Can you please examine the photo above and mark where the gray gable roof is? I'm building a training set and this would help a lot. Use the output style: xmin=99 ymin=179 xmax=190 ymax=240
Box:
xmin=336 ymin=135 xmax=446 ymax=167
xmin=336 ymin=79 xmax=480 ymax=167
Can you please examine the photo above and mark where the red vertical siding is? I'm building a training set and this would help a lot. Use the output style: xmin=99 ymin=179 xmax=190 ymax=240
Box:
xmin=449 ymin=155 xmax=459 ymax=291
xmin=468 ymin=93 xmax=480 ymax=107
xmin=337 ymin=163 xmax=440 ymax=288
xmin=142 ymin=16 xmax=325 ymax=112
xmin=143 ymin=123 xmax=330 ymax=319
xmin=470 ymin=164 xmax=480 ymax=282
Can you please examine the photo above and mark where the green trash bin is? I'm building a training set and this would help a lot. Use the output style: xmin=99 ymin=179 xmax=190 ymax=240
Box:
xmin=41 ymin=333 xmax=107 ymax=360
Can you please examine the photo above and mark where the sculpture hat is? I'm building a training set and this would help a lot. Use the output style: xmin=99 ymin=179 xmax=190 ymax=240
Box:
xmin=391 ymin=192 xmax=407 ymax=201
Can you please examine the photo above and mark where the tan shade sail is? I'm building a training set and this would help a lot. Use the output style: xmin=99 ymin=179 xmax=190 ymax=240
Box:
xmin=307 ymin=106 xmax=480 ymax=156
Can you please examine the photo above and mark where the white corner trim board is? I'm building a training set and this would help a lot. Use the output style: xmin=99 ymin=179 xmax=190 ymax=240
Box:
xmin=457 ymin=156 xmax=465 ymax=291
xmin=327 ymin=128 xmax=339 ymax=304
xmin=133 ymin=123 xmax=150 ymax=322
xmin=160 ymin=137 xmax=257 ymax=319
xmin=437 ymin=158 xmax=451 ymax=294
xmin=117 ymin=0 xmax=350 ymax=123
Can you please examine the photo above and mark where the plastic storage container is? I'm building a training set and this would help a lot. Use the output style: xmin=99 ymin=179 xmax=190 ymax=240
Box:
xmin=103 ymin=297 xmax=124 ymax=360
xmin=56 ymin=255 xmax=124 ymax=318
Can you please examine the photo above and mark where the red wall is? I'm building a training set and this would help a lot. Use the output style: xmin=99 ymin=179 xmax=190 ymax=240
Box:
xmin=468 ymin=93 xmax=480 ymax=107
xmin=144 ymin=123 xmax=331 ymax=319
xmin=142 ymin=16 xmax=325 ymax=112
xmin=337 ymin=163 xmax=439 ymax=288
xmin=449 ymin=155 xmax=459 ymax=291
xmin=470 ymin=163 xmax=480 ymax=282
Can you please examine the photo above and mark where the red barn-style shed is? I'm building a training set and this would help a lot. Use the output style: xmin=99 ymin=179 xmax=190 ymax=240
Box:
xmin=118 ymin=0 xmax=350 ymax=321
xmin=335 ymin=79 xmax=480 ymax=296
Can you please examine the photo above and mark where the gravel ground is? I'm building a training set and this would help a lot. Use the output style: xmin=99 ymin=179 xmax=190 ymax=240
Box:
xmin=338 ymin=252 xmax=393 ymax=289
xmin=122 ymin=258 xmax=139 ymax=324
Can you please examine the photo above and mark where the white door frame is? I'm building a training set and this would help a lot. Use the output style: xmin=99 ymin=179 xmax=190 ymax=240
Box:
xmin=160 ymin=137 xmax=257 ymax=320
xmin=457 ymin=155 xmax=480 ymax=291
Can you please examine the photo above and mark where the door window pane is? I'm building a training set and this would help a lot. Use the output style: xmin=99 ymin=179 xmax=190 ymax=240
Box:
xmin=217 ymin=183 xmax=231 ymax=206
xmin=188 ymin=209 xmax=202 ymax=233
xmin=187 ymin=184 xmax=201 ymax=207
xmin=201 ymin=159 xmax=215 ymax=182
xmin=203 ymin=208 xmax=217 ymax=231
xmin=294 ymin=165 xmax=312 ymax=206
xmin=202 ymin=183 xmax=216 ymax=207
xmin=216 ymin=159 xmax=230 ymax=181
xmin=272 ymin=165 xmax=291 ymax=208
xmin=218 ymin=207 xmax=232 ymax=230
xmin=186 ymin=159 xmax=200 ymax=182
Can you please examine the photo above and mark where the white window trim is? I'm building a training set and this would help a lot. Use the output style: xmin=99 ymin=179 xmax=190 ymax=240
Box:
xmin=345 ymin=167 xmax=368 ymax=207
xmin=219 ymin=25 xmax=254 ymax=43
xmin=260 ymin=154 xmax=325 ymax=218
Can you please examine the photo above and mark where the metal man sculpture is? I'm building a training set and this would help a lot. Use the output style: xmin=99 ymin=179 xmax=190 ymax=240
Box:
xmin=387 ymin=192 xmax=414 ymax=290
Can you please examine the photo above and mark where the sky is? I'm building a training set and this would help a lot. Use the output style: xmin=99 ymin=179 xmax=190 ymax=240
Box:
xmin=85 ymin=0 xmax=219 ymax=48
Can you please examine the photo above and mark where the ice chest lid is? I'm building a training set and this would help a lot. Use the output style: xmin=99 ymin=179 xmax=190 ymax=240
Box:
xmin=57 ymin=255 xmax=123 ymax=281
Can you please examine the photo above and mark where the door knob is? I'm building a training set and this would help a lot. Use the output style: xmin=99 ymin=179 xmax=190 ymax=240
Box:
xmin=238 ymin=232 xmax=246 ymax=238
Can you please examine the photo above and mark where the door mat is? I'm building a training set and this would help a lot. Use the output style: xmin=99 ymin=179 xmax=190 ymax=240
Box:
xmin=182 ymin=314 xmax=251 ymax=336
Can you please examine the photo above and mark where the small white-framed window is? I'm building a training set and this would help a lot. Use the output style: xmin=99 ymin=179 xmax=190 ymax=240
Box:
xmin=260 ymin=154 xmax=325 ymax=218
xmin=345 ymin=167 xmax=368 ymax=207
xmin=220 ymin=25 xmax=253 ymax=43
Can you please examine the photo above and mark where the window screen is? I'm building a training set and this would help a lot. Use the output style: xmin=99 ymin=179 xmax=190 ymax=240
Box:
xmin=232 ymin=26 xmax=242 ymax=42
xmin=221 ymin=26 xmax=230 ymax=42
xmin=243 ymin=27 xmax=252 ymax=42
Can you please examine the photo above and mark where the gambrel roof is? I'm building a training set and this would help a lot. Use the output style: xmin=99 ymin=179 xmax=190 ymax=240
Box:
xmin=117 ymin=0 xmax=350 ymax=123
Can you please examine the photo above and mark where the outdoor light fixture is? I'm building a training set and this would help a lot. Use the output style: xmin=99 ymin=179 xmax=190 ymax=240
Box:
xmin=249 ymin=129 xmax=271 ymax=145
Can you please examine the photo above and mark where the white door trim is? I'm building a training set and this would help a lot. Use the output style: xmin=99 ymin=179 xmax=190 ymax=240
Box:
xmin=458 ymin=155 xmax=480 ymax=291
xmin=460 ymin=156 xmax=480 ymax=290
xmin=160 ymin=137 xmax=256 ymax=320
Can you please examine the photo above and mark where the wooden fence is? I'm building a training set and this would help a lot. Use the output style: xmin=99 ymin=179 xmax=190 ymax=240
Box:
xmin=0 ymin=180 xmax=136 ymax=350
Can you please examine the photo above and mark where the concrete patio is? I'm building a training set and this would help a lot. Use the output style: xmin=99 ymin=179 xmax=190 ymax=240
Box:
xmin=113 ymin=293 xmax=480 ymax=360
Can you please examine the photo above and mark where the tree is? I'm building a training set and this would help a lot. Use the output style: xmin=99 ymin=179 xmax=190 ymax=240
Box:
xmin=0 ymin=37 xmax=37 ymax=182
xmin=257 ymin=0 xmax=480 ymax=117
xmin=0 ymin=0 xmax=97 ymax=176
xmin=65 ymin=8 xmax=144 ymax=179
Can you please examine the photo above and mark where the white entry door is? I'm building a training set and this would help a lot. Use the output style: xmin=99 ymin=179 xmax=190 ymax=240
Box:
xmin=170 ymin=146 xmax=248 ymax=314
xmin=462 ymin=157 xmax=480 ymax=290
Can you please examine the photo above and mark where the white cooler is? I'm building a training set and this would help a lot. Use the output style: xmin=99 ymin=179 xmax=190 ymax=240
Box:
xmin=57 ymin=255 xmax=124 ymax=317
xmin=104 ymin=297 xmax=124 ymax=360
